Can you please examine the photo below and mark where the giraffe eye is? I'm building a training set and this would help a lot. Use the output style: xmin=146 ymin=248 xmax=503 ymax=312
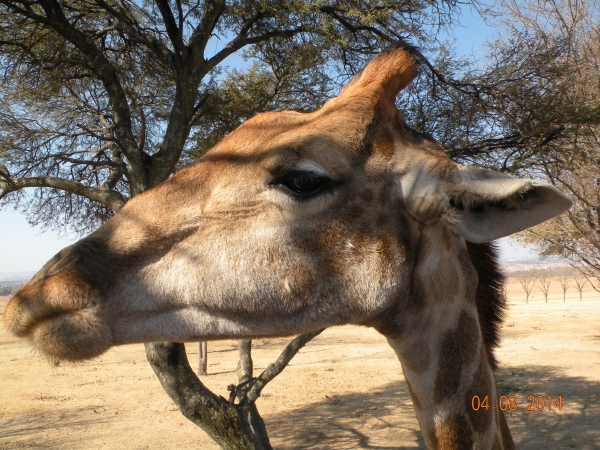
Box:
xmin=271 ymin=171 xmax=330 ymax=198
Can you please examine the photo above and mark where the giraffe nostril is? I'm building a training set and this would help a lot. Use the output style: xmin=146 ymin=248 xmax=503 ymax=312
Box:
xmin=3 ymin=263 xmax=98 ymax=338
xmin=4 ymin=278 xmax=53 ymax=336
xmin=3 ymin=293 xmax=29 ymax=336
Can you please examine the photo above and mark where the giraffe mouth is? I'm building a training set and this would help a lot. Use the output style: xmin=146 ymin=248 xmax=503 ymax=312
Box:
xmin=4 ymin=277 xmax=113 ymax=363
xmin=4 ymin=302 xmax=114 ymax=363
xmin=25 ymin=308 xmax=113 ymax=363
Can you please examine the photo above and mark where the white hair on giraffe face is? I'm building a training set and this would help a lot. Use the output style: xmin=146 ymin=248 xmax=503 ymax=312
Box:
xmin=293 ymin=159 xmax=330 ymax=177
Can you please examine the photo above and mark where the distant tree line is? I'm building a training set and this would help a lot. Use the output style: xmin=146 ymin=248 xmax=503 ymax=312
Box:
xmin=507 ymin=267 xmax=593 ymax=303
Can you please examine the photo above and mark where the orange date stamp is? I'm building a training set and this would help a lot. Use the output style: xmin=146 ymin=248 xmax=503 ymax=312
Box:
xmin=471 ymin=395 xmax=563 ymax=412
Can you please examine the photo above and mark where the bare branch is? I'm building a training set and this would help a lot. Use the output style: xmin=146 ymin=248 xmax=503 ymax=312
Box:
xmin=538 ymin=275 xmax=552 ymax=302
xmin=54 ymin=155 xmax=124 ymax=169
xmin=92 ymin=0 xmax=175 ymax=68
xmin=573 ymin=272 xmax=588 ymax=300
xmin=518 ymin=276 xmax=535 ymax=303
xmin=137 ymin=106 xmax=146 ymax=155
xmin=206 ymin=24 xmax=307 ymax=73
xmin=241 ymin=329 xmax=325 ymax=406
xmin=187 ymin=0 xmax=225 ymax=55
xmin=154 ymin=0 xmax=184 ymax=55
xmin=0 ymin=172 xmax=125 ymax=212
xmin=236 ymin=339 xmax=253 ymax=385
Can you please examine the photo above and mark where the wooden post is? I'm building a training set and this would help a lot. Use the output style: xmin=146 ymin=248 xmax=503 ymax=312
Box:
xmin=198 ymin=341 xmax=208 ymax=375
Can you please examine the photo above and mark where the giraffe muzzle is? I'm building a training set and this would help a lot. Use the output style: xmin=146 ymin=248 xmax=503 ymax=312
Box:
xmin=4 ymin=250 xmax=113 ymax=362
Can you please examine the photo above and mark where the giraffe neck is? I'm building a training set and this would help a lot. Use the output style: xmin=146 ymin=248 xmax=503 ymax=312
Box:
xmin=384 ymin=225 xmax=516 ymax=449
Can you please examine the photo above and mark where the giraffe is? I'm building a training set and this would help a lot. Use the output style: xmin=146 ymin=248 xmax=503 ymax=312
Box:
xmin=4 ymin=47 xmax=571 ymax=449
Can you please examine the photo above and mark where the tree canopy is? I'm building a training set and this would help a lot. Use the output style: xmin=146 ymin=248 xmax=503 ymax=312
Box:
xmin=0 ymin=0 xmax=466 ymax=233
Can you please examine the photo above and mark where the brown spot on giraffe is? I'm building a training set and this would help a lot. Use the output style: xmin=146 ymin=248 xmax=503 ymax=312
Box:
xmin=433 ymin=311 xmax=479 ymax=403
xmin=401 ymin=340 xmax=432 ymax=374
xmin=465 ymin=347 xmax=493 ymax=433
xmin=433 ymin=414 xmax=474 ymax=450
xmin=373 ymin=137 xmax=396 ymax=157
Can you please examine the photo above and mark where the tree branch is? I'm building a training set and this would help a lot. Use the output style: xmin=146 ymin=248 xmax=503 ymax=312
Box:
xmin=143 ymin=331 xmax=323 ymax=449
xmin=0 ymin=168 xmax=126 ymax=212
xmin=92 ymin=0 xmax=175 ymax=68
xmin=53 ymin=155 xmax=123 ymax=169
xmin=187 ymin=0 xmax=226 ymax=59
xmin=241 ymin=329 xmax=325 ymax=406
xmin=237 ymin=339 xmax=253 ymax=385
xmin=1 ymin=0 xmax=146 ymax=192
xmin=206 ymin=25 xmax=306 ymax=73
xmin=154 ymin=0 xmax=184 ymax=56
xmin=317 ymin=5 xmax=479 ymax=97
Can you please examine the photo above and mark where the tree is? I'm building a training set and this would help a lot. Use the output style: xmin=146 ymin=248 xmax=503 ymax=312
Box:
xmin=198 ymin=341 xmax=208 ymax=376
xmin=0 ymin=1 xmax=471 ymax=447
xmin=146 ymin=330 xmax=323 ymax=450
xmin=573 ymin=273 xmax=588 ymax=301
xmin=476 ymin=0 xmax=600 ymax=286
xmin=0 ymin=0 xmax=467 ymax=232
xmin=538 ymin=274 xmax=551 ymax=303
xmin=394 ymin=0 xmax=600 ymax=289
xmin=487 ymin=0 xmax=600 ymax=290
xmin=559 ymin=275 xmax=569 ymax=302
xmin=518 ymin=275 xmax=535 ymax=303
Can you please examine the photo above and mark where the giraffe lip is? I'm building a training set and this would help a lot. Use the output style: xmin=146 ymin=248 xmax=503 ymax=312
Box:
xmin=4 ymin=296 xmax=75 ymax=338
xmin=4 ymin=261 xmax=101 ymax=340
xmin=4 ymin=285 xmax=91 ymax=339
xmin=3 ymin=295 xmax=33 ymax=337
xmin=10 ymin=304 xmax=113 ymax=362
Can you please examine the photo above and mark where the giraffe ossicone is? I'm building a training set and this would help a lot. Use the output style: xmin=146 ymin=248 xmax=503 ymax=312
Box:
xmin=4 ymin=47 xmax=571 ymax=449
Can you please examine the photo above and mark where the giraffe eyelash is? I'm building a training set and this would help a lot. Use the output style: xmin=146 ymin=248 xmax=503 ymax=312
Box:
xmin=269 ymin=171 xmax=337 ymax=201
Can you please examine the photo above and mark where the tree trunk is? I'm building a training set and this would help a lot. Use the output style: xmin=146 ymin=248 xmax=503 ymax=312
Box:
xmin=198 ymin=341 xmax=208 ymax=375
xmin=237 ymin=339 xmax=253 ymax=383
xmin=145 ymin=342 xmax=272 ymax=450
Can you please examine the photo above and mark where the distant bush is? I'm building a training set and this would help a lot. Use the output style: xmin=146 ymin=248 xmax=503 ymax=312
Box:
xmin=0 ymin=285 xmax=13 ymax=296
xmin=0 ymin=283 xmax=24 ymax=296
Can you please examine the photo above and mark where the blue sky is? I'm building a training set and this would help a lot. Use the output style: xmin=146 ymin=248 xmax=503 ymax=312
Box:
xmin=0 ymin=5 xmax=539 ymax=274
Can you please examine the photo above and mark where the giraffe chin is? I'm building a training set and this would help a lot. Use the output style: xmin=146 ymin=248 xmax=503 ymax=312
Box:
xmin=28 ymin=308 xmax=113 ymax=364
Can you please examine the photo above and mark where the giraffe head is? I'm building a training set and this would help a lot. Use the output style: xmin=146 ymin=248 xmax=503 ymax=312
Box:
xmin=4 ymin=47 xmax=571 ymax=363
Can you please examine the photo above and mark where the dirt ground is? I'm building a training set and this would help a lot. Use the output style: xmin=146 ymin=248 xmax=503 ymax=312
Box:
xmin=1 ymin=278 xmax=599 ymax=449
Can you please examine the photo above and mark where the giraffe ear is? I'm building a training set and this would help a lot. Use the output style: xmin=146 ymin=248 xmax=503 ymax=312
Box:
xmin=336 ymin=46 xmax=418 ymax=105
xmin=448 ymin=167 xmax=573 ymax=243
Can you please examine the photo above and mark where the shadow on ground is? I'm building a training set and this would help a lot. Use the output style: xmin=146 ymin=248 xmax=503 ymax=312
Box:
xmin=0 ymin=407 xmax=111 ymax=449
xmin=265 ymin=380 xmax=425 ymax=450
xmin=496 ymin=365 xmax=600 ymax=450
xmin=264 ymin=365 xmax=600 ymax=450
xmin=1 ymin=364 xmax=598 ymax=449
